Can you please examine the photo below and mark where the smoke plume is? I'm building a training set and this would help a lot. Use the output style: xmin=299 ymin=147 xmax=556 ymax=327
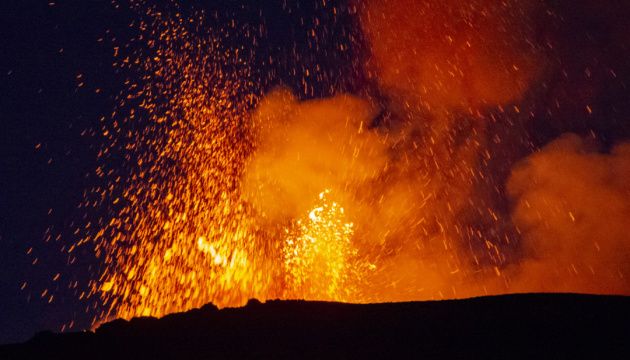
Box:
xmin=357 ymin=0 xmax=542 ymax=114
xmin=243 ymin=87 xmax=497 ymax=301
xmin=243 ymin=88 xmax=387 ymax=224
xmin=240 ymin=0 xmax=630 ymax=301
xmin=507 ymin=134 xmax=630 ymax=295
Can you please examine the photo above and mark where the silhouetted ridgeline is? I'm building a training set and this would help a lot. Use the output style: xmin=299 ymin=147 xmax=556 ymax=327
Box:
xmin=2 ymin=293 xmax=629 ymax=359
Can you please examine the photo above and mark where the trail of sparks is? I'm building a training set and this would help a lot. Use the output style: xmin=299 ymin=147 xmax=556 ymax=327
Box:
xmin=90 ymin=4 xmax=269 ymax=320
xmin=84 ymin=4 xmax=491 ymax=322
xmin=89 ymin=2 xmax=370 ymax=321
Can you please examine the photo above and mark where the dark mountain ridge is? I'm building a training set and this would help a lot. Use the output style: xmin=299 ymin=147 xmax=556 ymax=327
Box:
xmin=2 ymin=293 xmax=629 ymax=359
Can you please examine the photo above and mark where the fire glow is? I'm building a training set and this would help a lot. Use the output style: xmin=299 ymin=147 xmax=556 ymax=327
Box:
xmin=61 ymin=0 xmax=630 ymax=326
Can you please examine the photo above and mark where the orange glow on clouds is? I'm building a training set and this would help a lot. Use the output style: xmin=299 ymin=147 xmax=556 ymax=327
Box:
xmin=358 ymin=0 xmax=542 ymax=112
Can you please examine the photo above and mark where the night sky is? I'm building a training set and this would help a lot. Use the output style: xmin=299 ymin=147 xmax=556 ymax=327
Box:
xmin=1 ymin=0 xmax=122 ymax=344
xmin=2 ymin=0 xmax=630 ymax=345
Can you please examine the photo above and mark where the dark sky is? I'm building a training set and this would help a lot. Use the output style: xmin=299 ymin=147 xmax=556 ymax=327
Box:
xmin=0 ymin=1 xmax=153 ymax=345
xmin=0 ymin=0 xmax=126 ymax=344
xmin=1 ymin=0 xmax=630 ymax=345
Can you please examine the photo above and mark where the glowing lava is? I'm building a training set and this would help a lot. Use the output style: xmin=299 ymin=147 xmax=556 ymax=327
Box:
xmin=282 ymin=190 xmax=367 ymax=302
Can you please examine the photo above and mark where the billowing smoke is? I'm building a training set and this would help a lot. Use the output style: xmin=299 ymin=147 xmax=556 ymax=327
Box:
xmin=243 ymin=88 xmax=387 ymax=224
xmin=352 ymin=0 xmax=545 ymax=263
xmin=507 ymin=134 xmax=630 ymax=295
xmin=243 ymin=87 xmax=479 ymax=301
xmin=242 ymin=0 xmax=630 ymax=299
xmin=357 ymin=0 xmax=542 ymax=114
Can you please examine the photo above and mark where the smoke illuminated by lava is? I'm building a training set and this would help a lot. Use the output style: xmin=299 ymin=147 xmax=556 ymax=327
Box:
xmin=506 ymin=134 xmax=630 ymax=294
xmin=357 ymin=0 xmax=543 ymax=112
xmin=50 ymin=0 xmax=630 ymax=327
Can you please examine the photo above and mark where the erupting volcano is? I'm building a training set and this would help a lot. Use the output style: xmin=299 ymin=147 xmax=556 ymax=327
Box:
xmin=53 ymin=0 xmax=630 ymax=323
xmin=3 ymin=0 xmax=630 ymax=349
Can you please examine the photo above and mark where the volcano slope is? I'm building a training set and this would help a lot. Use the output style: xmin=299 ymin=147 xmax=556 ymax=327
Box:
xmin=2 ymin=293 xmax=629 ymax=359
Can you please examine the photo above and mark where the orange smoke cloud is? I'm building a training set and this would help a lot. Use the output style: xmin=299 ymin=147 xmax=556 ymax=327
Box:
xmin=242 ymin=88 xmax=492 ymax=302
xmin=358 ymin=0 xmax=542 ymax=113
xmin=238 ymin=1 xmax=630 ymax=303
xmin=507 ymin=134 xmax=630 ymax=295
xmin=243 ymin=88 xmax=387 ymax=223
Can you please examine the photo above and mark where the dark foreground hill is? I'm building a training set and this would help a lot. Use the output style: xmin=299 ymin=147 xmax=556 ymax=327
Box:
xmin=1 ymin=293 xmax=629 ymax=359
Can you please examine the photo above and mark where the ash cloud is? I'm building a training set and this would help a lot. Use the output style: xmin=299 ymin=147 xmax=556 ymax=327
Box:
xmin=351 ymin=0 xmax=630 ymax=297
xmin=243 ymin=88 xmax=480 ymax=301
xmin=242 ymin=0 xmax=547 ymax=300
xmin=242 ymin=0 xmax=630 ymax=300
xmin=506 ymin=134 xmax=630 ymax=295
xmin=357 ymin=0 xmax=543 ymax=114
xmin=242 ymin=87 xmax=387 ymax=224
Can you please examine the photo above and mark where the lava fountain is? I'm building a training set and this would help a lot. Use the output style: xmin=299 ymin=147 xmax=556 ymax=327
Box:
xmin=68 ymin=0 xmax=630 ymax=326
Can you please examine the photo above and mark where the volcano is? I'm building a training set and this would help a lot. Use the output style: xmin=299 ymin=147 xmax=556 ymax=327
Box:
xmin=4 ymin=0 xmax=630 ymax=348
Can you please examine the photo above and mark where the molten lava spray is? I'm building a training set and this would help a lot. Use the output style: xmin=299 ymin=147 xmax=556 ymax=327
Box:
xmin=90 ymin=4 xmax=269 ymax=319
xmin=68 ymin=0 xmax=630 ymax=325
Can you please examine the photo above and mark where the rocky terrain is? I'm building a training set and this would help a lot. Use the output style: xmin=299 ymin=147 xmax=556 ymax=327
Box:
xmin=2 ymin=293 xmax=629 ymax=359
